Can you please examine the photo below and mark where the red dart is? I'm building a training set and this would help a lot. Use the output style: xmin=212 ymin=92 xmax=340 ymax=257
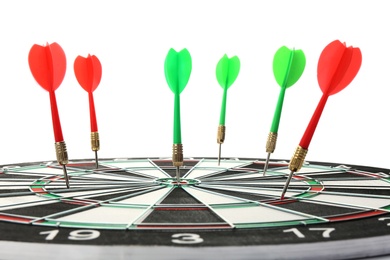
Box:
xmin=281 ymin=40 xmax=362 ymax=199
xmin=28 ymin=42 xmax=70 ymax=188
xmin=74 ymin=54 xmax=102 ymax=168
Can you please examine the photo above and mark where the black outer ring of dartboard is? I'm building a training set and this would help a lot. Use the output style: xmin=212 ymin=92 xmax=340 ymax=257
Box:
xmin=0 ymin=158 xmax=389 ymax=260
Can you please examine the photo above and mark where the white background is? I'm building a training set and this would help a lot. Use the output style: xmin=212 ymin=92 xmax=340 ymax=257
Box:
xmin=0 ymin=0 xmax=388 ymax=169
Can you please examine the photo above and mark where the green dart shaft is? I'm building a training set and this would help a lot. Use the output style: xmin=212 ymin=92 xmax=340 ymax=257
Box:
xmin=174 ymin=92 xmax=181 ymax=144
xmin=219 ymin=87 xmax=228 ymax=125
xmin=270 ymin=87 xmax=286 ymax=133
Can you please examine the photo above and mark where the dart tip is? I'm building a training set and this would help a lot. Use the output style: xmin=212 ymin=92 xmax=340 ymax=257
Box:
xmin=218 ymin=143 xmax=222 ymax=166
xmin=176 ymin=166 xmax=180 ymax=183
xmin=263 ymin=153 xmax=271 ymax=176
xmin=94 ymin=151 xmax=99 ymax=169
xmin=62 ymin=165 xmax=70 ymax=189
xmin=280 ymin=170 xmax=295 ymax=200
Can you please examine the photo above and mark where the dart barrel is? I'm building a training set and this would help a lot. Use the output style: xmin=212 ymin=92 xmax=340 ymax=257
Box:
xmin=265 ymin=132 xmax=278 ymax=153
xmin=54 ymin=141 xmax=68 ymax=165
xmin=172 ymin=143 xmax=183 ymax=167
xmin=289 ymin=146 xmax=308 ymax=172
xmin=91 ymin=132 xmax=100 ymax=151
xmin=217 ymin=125 xmax=226 ymax=144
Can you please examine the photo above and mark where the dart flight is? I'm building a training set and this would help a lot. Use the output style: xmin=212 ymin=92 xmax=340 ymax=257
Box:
xmin=263 ymin=46 xmax=306 ymax=175
xmin=74 ymin=54 xmax=102 ymax=168
xmin=28 ymin=42 xmax=70 ymax=188
xmin=215 ymin=54 xmax=240 ymax=165
xmin=281 ymin=40 xmax=362 ymax=199
xmin=164 ymin=48 xmax=192 ymax=181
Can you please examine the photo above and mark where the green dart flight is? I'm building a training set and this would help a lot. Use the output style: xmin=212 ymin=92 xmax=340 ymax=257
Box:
xmin=263 ymin=46 xmax=305 ymax=175
xmin=216 ymin=54 xmax=240 ymax=165
xmin=164 ymin=48 xmax=192 ymax=181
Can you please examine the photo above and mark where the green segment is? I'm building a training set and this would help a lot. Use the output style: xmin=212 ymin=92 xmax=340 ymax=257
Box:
xmin=270 ymin=46 xmax=306 ymax=132
xmin=164 ymin=48 xmax=192 ymax=144
xmin=234 ymin=218 xmax=326 ymax=229
xmin=216 ymin=54 xmax=240 ymax=125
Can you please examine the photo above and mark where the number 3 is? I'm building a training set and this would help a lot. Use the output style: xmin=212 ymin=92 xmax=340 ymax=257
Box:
xmin=171 ymin=233 xmax=204 ymax=244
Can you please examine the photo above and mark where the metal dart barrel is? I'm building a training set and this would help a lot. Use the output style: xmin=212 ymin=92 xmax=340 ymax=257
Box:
xmin=91 ymin=131 xmax=100 ymax=168
xmin=55 ymin=141 xmax=70 ymax=188
xmin=172 ymin=143 xmax=183 ymax=182
xmin=217 ymin=125 xmax=226 ymax=165
xmin=281 ymin=146 xmax=308 ymax=199
xmin=263 ymin=132 xmax=278 ymax=175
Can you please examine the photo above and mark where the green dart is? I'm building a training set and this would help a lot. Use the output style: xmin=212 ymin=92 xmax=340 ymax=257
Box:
xmin=164 ymin=48 xmax=192 ymax=181
xmin=263 ymin=46 xmax=305 ymax=175
xmin=215 ymin=54 xmax=240 ymax=165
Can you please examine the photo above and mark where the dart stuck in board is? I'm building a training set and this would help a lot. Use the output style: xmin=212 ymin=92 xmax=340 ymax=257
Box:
xmin=215 ymin=54 xmax=240 ymax=165
xmin=263 ymin=46 xmax=306 ymax=175
xmin=28 ymin=42 xmax=70 ymax=188
xmin=281 ymin=40 xmax=363 ymax=199
xmin=164 ymin=48 xmax=192 ymax=182
xmin=74 ymin=54 xmax=103 ymax=168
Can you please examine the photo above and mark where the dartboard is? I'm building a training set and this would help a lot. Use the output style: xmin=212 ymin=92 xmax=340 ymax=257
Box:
xmin=0 ymin=157 xmax=389 ymax=260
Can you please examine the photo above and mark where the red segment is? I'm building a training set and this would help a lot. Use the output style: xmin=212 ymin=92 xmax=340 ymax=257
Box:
xmin=31 ymin=187 xmax=47 ymax=194
xmin=310 ymin=185 xmax=324 ymax=192
xmin=328 ymin=210 xmax=387 ymax=222
xmin=155 ymin=207 xmax=207 ymax=211
xmin=61 ymin=198 xmax=97 ymax=206
xmin=0 ymin=214 xmax=34 ymax=223
xmin=137 ymin=224 xmax=231 ymax=229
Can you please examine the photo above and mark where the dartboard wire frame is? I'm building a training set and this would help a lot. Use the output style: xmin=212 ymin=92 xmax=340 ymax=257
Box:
xmin=0 ymin=157 xmax=390 ymax=260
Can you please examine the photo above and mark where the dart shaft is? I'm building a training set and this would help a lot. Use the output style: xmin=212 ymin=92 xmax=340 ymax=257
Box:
xmin=219 ymin=88 xmax=228 ymax=125
xmin=173 ymin=93 xmax=182 ymax=144
xmin=49 ymin=91 xmax=64 ymax=142
xmin=270 ymin=87 xmax=286 ymax=133
xmin=300 ymin=94 xmax=328 ymax=149
xmin=88 ymin=92 xmax=98 ymax=132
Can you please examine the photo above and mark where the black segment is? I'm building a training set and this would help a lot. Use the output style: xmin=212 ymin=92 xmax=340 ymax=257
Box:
xmin=143 ymin=207 xmax=224 ymax=223
xmin=160 ymin=188 xmax=202 ymax=204
xmin=275 ymin=200 xmax=363 ymax=217
xmin=3 ymin=201 xmax=82 ymax=217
